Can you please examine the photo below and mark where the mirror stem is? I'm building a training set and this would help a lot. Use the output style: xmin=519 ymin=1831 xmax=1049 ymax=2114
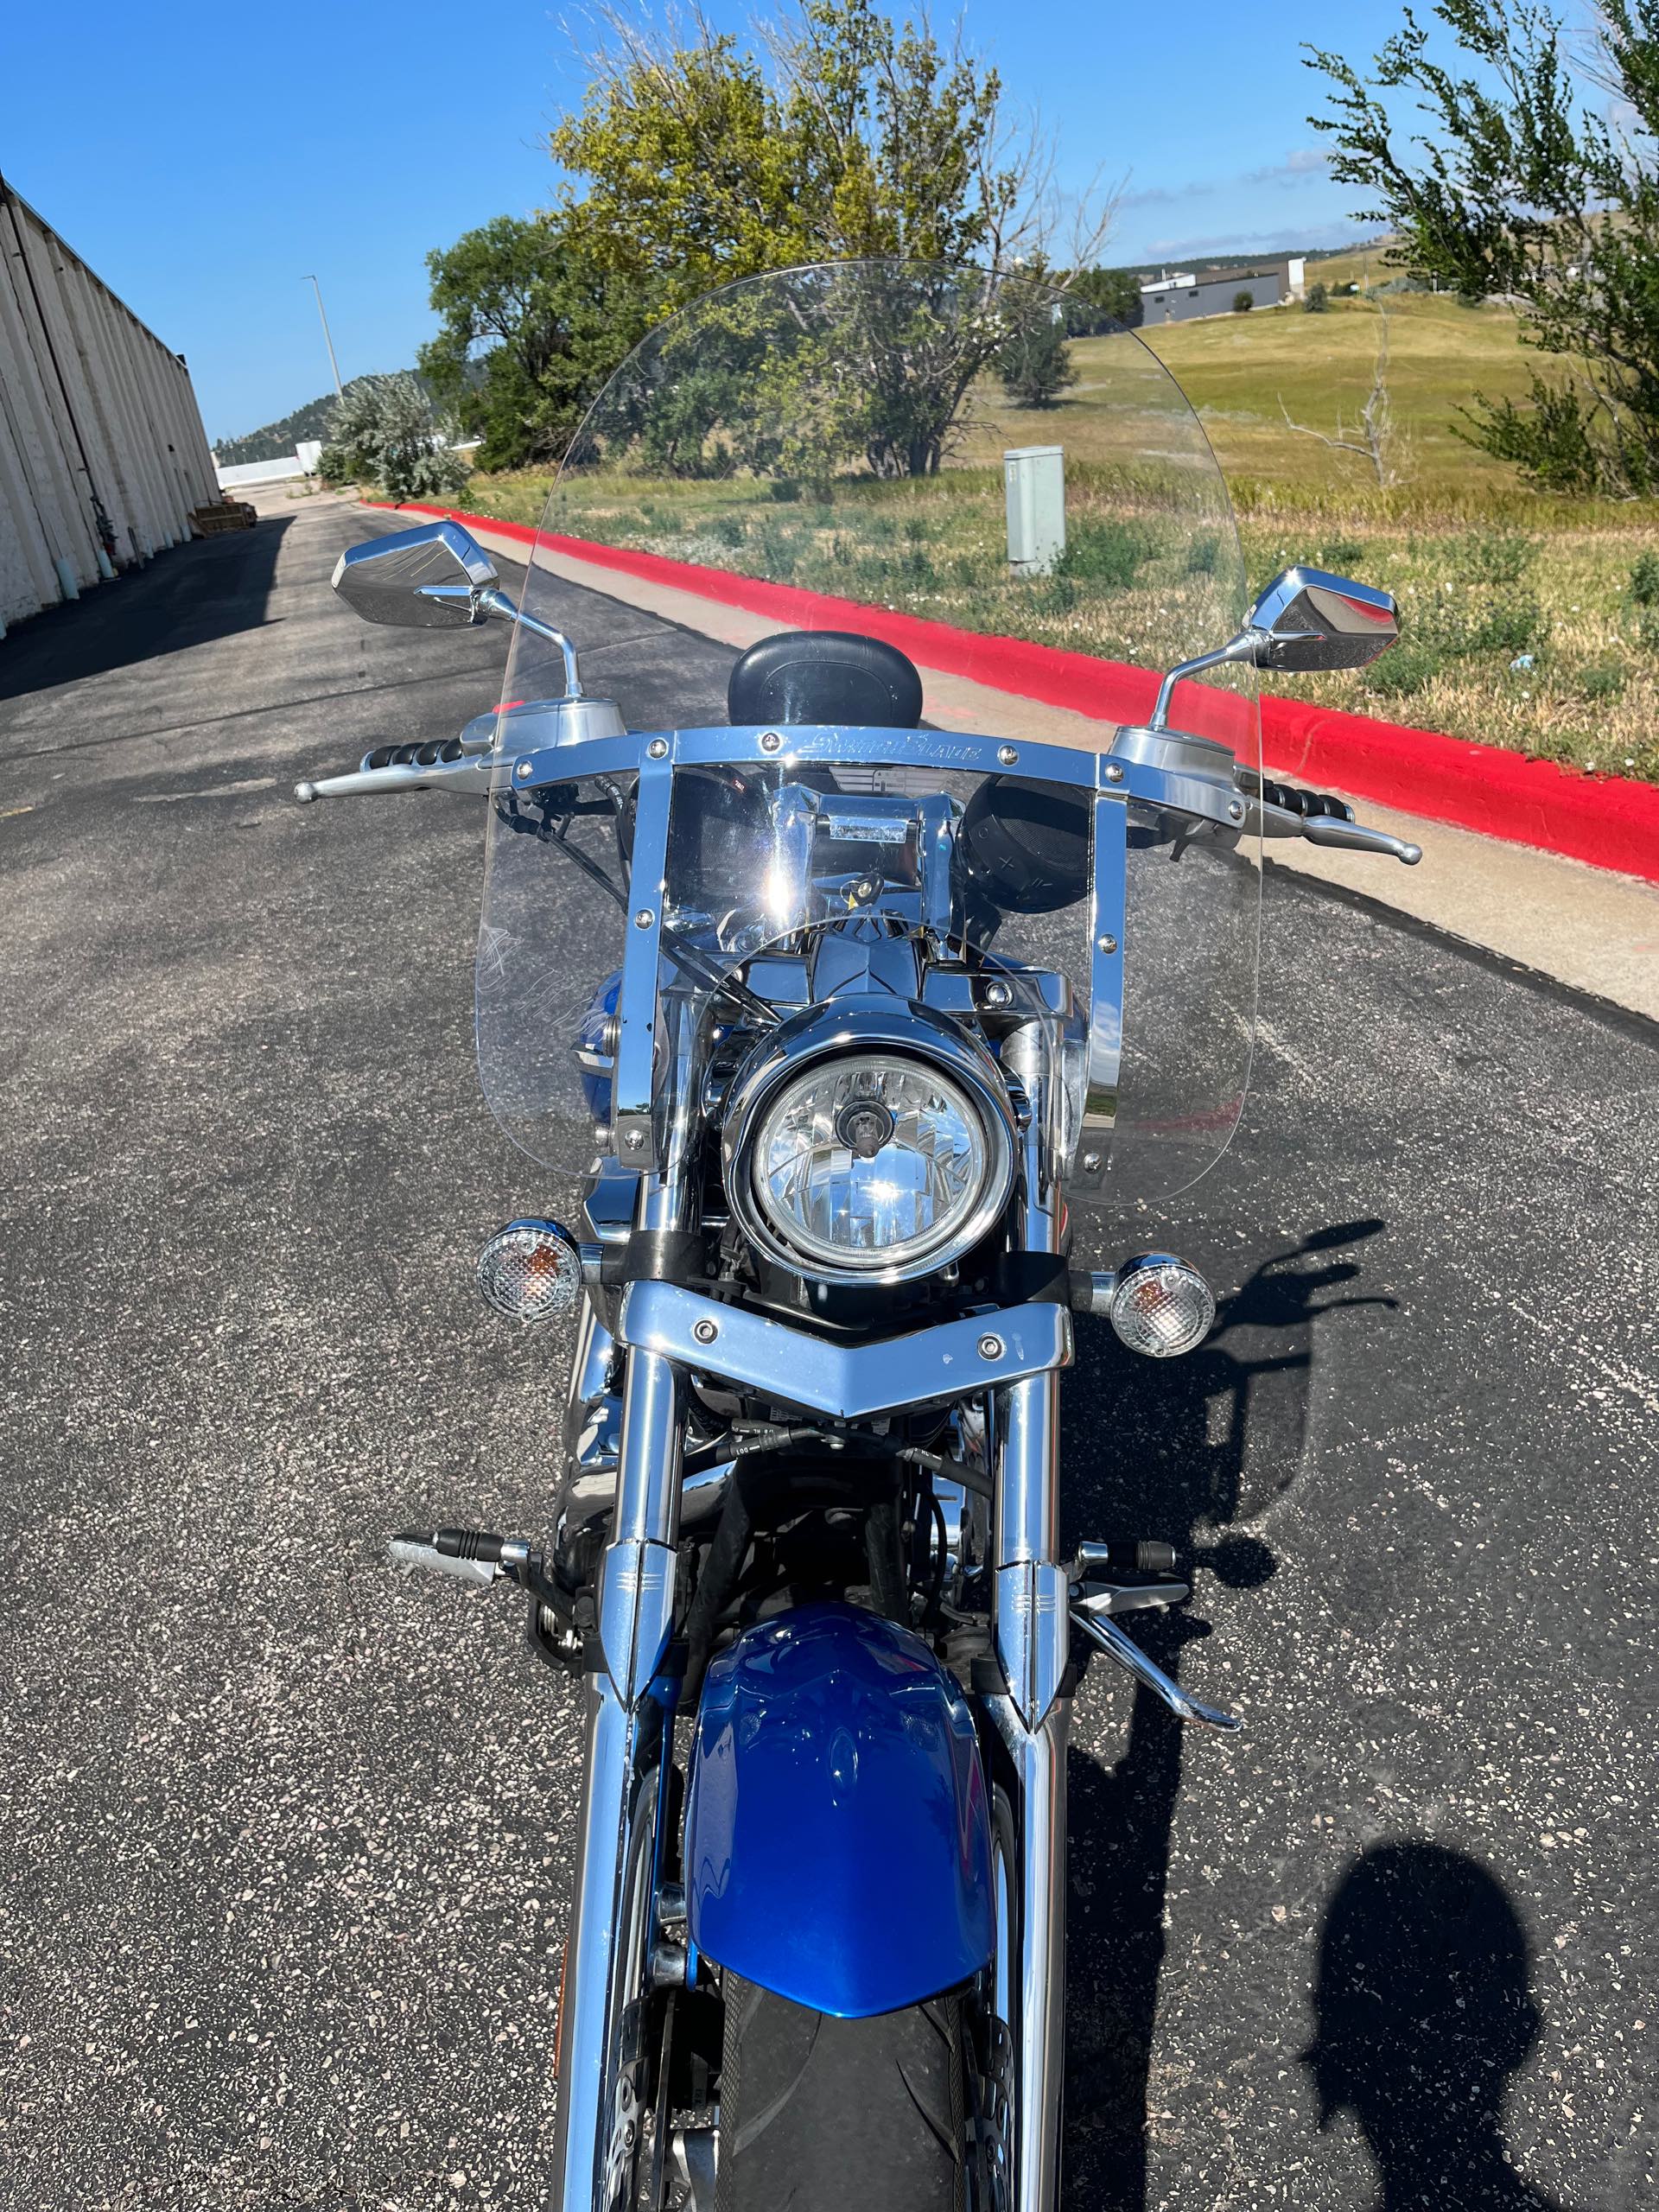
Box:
xmin=480 ymin=588 xmax=583 ymax=697
xmin=1149 ymin=632 xmax=1261 ymax=733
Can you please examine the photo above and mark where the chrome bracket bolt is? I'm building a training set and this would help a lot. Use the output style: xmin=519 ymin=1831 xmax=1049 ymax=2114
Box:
xmin=1103 ymin=762 xmax=1125 ymax=784
xmin=977 ymin=1333 xmax=1005 ymax=1362
xmin=634 ymin=908 xmax=655 ymax=930
xmin=998 ymin=745 xmax=1018 ymax=767
xmin=984 ymin=978 xmax=1012 ymax=1008
xmin=1228 ymin=798 xmax=1245 ymax=823
xmin=692 ymin=1317 xmax=720 ymax=1346
xmin=647 ymin=737 xmax=669 ymax=760
xmin=1096 ymin=933 xmax=1118 ymax=955
xmin=760 ymin=730 xmax=782 ymax=753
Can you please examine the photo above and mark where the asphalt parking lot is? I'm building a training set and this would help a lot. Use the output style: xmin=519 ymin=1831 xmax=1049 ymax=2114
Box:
xmin=1 ymin=493 xmax=1654 ymax=2212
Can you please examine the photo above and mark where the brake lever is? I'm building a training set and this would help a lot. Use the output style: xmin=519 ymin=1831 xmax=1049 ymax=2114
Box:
xmin=1071 ymin=1605 xmax=1243 ymax=1731
xmin=1300 ymin=814 xmax=1422 ymax=866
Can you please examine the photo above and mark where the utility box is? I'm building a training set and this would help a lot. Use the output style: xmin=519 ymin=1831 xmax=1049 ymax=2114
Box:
xmin=1004 ymin=445 xmax=1066 ymax=576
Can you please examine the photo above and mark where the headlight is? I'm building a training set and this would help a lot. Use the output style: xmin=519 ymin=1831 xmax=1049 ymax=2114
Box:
xmin=724 ymin=1008 xmax=1016 ymax=1284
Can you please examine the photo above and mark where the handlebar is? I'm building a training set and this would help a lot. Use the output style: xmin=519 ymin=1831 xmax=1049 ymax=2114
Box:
xmin=294 ymin=725 xmax=1424 ymax=868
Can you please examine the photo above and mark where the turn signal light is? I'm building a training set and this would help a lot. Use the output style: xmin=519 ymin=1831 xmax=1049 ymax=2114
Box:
xmin=476 ymin=1219 xmax=584 ymax=1322
xmin=1108 ymin=1255 xmax=1216 ymax=1359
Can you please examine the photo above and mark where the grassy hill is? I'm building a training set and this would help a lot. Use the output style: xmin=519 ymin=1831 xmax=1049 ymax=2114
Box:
xmin=213 ymin=371 xmax=430 ymax=464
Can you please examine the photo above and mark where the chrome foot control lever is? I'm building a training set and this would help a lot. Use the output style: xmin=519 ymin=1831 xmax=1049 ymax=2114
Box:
xmin=1071 ymin=1605 xmax=1243 ymax=1732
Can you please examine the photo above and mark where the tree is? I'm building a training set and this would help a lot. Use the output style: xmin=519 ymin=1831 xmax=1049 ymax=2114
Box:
xmin=419 ymin=216 xmax=645 ymax=471
xmin=1233 ymin=289 xmax=1255 ymax=315
xmin=1060 ymin=265 xmax=1141 ymax=333
xmin=1305 ymin=281 xmax=1330 ymax=314
xmin=318 ymin=375 xmax=471 ymax=501
xmin=1306 ymin=3 xmax=1659 ymax=495
xmin=1000 ymin=301 xmax=1077 ymax=404
xmin=546 ymin=1 xmax=1115 ymax=474
xmin=1279 ymin=299 xmax=1402 ymax=486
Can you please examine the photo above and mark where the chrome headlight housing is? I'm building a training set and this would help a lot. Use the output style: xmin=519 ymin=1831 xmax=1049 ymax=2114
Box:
xmin=722 ymin=1006 xmax=1017 ymax=1286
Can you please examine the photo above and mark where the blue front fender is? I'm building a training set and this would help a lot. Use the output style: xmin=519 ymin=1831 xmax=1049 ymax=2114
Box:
xmin=683 ymin=1604 xmax=994 ymax=2018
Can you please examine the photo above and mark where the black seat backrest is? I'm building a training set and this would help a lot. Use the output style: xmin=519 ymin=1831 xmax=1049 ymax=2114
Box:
xmin=727 ymin=629 xmax=925 ymax=728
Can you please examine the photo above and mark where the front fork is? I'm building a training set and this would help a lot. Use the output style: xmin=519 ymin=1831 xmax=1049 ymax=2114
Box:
xmin=982 ymin=1020 xmax=1073 ymax=2212
xmin=551 ymin=1211 xmax=685 ymax=2209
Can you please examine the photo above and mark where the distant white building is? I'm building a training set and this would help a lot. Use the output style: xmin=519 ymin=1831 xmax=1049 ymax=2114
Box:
xmin=1138 ymin=257 xmax=1307 ymax=325
xmin=0 ymin=181 xmax=219 ymax=632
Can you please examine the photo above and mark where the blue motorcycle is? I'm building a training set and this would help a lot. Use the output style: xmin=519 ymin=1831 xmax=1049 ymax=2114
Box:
xmin=302 ymin=260 xmax=1411 ymax=2211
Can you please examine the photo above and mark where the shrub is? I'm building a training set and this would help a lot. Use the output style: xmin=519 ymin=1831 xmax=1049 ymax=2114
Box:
xmin=1453 ymin=531 xmax=1537 ymax=587
xmin=1319 ymin=536 xmax=1365 ymax=572
xmin=1581 ymin=664 xmax=1626 ymax=703
xmin=1057 ymin=518 xmax=1154 ymax=589
xmin=1304 ymin=283 xmax=1330 ymax=314
xmin=1630 ymin=551 xmax=1659 ymax=605
xmin=319 ymin=373 xmax=470 ymax=502
xmin=1233 ymin=290 xmax=1255 ymax=315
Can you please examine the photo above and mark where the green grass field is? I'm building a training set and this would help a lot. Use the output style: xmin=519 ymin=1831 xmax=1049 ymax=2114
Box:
xmin=448 ymin=279 xmax=1659 ymax=783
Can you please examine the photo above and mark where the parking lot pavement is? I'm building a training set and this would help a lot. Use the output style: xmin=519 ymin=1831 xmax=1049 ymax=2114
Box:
xmin=0 ymin=494 xmax=1654 ymax=2212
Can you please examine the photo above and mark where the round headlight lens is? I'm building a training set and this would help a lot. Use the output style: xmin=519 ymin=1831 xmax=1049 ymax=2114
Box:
xmin=751 ymin=1053 xmax=995 ymax=1274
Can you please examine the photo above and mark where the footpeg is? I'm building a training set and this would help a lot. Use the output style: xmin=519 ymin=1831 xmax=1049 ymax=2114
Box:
xmin=389 ymin=1525 xmax=529 ymax=1589
xmin=1071 ymin=1606 xmax=1243 ymax=1732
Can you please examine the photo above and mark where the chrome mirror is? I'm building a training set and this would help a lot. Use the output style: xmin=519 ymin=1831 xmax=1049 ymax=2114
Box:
xmin=1243 ymin=568 xmax=1400 ymax=673
xmin=1148 ymin=565 xmax=1399 ymax=731
xmin=331 ymin=519 xmax=499 ymax=631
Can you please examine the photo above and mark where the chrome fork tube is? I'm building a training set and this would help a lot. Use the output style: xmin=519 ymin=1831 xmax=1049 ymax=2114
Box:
xmin=988 ymin=1020 xmax=1072 ymax=2212
xmin=551 ymin=1172 xmax=687 ymax=2211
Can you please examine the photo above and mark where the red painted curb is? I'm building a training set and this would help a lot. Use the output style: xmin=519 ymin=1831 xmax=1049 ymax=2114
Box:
xmin=372 ymin=499 xmax=1659 ymax=886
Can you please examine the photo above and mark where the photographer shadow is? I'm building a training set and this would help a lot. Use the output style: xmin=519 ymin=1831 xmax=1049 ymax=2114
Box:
xmin=1306 ymin=1840 xmax=1572 ymax=2211
xmin=1061 ymin=1218 xmax=1395 ymax=2210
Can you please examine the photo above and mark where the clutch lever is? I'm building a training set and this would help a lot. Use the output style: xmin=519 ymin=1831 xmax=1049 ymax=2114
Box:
xmin=295 ymin=747 xmax=506 ymax=803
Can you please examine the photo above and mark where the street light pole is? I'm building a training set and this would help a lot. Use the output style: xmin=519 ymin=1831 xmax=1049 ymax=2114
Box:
xmin=304 ymin=274 xmax=344 ymax=397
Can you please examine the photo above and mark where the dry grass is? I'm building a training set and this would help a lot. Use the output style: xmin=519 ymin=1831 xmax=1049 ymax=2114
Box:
xmin=451 ymin=289 xmax=1659 ymax=782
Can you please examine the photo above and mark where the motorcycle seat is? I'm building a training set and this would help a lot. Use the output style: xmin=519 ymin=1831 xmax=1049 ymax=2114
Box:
xmin=727 ymin=629 xmax=925 ymax=729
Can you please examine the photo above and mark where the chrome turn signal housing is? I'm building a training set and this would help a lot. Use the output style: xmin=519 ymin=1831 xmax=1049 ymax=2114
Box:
xmin=1108 ymin=1254 xmax=1216 ymax=1359
xmin=476 ymin=1218 xmax=584 ymax=1322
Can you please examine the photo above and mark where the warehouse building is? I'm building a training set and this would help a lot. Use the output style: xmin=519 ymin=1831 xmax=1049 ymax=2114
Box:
xmin=1139 ymin=257 xmax=1307 ymax=325
xmin=0 ymin=176 xmax=218 ymax=633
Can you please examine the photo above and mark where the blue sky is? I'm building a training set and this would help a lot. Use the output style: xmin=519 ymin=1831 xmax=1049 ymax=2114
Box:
xmin=0 ymin=0 xmax=1410 ymax=442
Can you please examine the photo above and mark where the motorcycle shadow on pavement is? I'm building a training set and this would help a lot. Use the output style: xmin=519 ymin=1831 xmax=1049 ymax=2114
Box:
xmin=1058 ymin=1218 xmax=1394 ymax=2210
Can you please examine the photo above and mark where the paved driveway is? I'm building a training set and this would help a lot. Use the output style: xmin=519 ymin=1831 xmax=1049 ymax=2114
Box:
xmin=0 ymin=495 xmax=1653 ymax=2211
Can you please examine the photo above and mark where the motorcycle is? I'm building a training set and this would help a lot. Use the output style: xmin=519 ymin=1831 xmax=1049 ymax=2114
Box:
xmin=297 ymin=260 xmax=1414 ymax=2211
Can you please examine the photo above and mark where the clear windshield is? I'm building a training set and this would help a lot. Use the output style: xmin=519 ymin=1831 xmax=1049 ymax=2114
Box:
xmin=477 ymin=261 xmax=1260 ymax=1224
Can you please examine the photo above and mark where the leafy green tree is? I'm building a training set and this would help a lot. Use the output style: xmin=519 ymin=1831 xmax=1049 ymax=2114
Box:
xmin=550 ymin=2 xmax=1026 ymax=309
xmin=545 ymin=1 xmax=1092 ymax=474
xmin=1060 ymin=265 xmax=1141 ymax=334
xmin=1304 ymin=280 xmax=1330 ymax=315
xmin=1307 ymin=3 xmax=1659 ymax=495
xmin=1000 ymin=302 xmax=1077 ymax=405
xmin=419 ymin=215 xmax=645 ymax=471
xmin=318 ymin=375 xmax=470 ymax=501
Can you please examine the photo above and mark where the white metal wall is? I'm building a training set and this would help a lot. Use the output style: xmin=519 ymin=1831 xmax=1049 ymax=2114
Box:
xmin=0 ymin=181 xmax=219 ymax=631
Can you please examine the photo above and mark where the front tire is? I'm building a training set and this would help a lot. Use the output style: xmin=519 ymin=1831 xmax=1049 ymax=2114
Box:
xmin=715 ymin=1974 xmax=967 ymax=2210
